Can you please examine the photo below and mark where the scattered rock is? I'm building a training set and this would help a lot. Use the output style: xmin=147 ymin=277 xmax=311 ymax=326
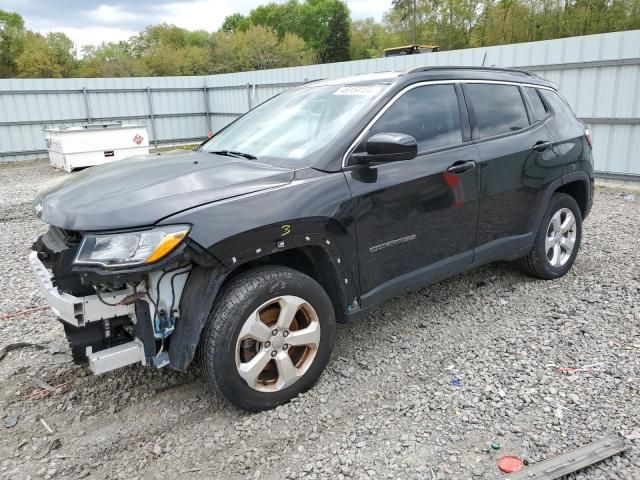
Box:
xmin=0 ymin=164 xmax=638 ymax=479
xmin=3 ymin=415 xmax=18 ymax=428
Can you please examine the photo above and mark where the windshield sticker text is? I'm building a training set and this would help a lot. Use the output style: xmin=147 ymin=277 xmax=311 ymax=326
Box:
xmin=334 ymin=86 xmax=382 ymax=96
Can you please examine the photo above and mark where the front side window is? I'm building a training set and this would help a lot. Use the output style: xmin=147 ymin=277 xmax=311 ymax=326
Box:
xmin=200 ymin=84 xmax=385 ymax=164
xmin=465 ymin=84 xmax=529 ymax=139
xmin=367 ymin=84 xmax=462 ymax=153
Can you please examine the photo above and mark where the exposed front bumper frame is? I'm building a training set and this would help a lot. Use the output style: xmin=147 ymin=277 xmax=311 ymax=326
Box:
xmin=86 ymin=340 xmax=146 ymax=374
xmin=28 ymin=251 xmax=135 ymax=327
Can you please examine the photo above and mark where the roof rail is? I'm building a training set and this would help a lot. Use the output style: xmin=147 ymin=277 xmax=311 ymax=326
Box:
xmin=406 ymin=65 xmax=538 ymax=77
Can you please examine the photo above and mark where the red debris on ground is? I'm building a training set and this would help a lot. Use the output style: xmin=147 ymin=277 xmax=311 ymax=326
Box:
xmin=498 ymin=455 xmax=524 ymax=473
xmin=0 ymin=305 xmax=49 ymax=321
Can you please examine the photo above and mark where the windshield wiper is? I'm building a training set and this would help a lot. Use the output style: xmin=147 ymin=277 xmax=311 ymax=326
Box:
xmin=209 ymin=150 xmax=257 ymax=160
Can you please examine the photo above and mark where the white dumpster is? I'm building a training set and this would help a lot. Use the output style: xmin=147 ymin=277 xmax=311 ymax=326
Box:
xmin=44 ymin=123 xmax=150 ymax=172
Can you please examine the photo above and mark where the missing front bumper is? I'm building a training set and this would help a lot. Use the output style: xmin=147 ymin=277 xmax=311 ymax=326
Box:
xmin=28 ymin=251 xmax=135 ymax=327
xmin=29 ymin=249 xmax=193 ymax=374
xmin=29 ymin=251 xmax=145 ymax=374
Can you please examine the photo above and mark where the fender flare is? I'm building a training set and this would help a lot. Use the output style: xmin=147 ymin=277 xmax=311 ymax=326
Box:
xmin=207 ymin=220 xmax=359 ymax=310
xmin=169 ymin=229 xmax=359 ymax=370
xmin=533 ymin=178 xmax=563 ymax=232
xmin=533 ymin=172 xmax=590 ymax=233
xmin=169 ymin=265 xmax=227 ymax=371
xmin=563 ymin=170 xmax=594 ymax=219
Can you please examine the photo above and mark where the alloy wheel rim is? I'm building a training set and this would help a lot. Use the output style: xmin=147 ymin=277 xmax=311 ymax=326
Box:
xmin=545 ymin=208 xmax=577 ymax=268
xmin=235 ymin=295 xmax=320 ymax=392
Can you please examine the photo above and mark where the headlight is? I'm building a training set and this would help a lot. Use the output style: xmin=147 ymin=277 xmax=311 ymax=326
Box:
xmin=74 ymin=225 xmax=190 ymax=267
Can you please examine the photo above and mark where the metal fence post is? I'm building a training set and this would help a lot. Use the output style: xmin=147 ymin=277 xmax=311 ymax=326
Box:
xmin=82 ymin=87 xmax=92 ymax=123
xmin=247 ymin=83 xmax=252 ymax=110
xmin=146 ymin=86 xmax=158 ymax=148
xmin=203 ymin=85 xmax=211 ymax=133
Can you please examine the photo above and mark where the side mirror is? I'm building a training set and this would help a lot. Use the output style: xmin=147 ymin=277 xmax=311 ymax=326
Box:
xmin=351 ymin=133 xmax=418 ymax=165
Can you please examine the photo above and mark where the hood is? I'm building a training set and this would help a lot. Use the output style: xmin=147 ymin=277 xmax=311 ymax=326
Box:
xmin=36 ymin=150 xmax=294 ymax=231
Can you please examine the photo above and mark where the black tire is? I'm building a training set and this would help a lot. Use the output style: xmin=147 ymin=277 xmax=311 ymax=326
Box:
xmin=201 ymin=266 xmax=336 ymax=412
xmin=518 ymin=193 xmax=582 ymax=279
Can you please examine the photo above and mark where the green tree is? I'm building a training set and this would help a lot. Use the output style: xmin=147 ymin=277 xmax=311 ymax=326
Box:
xmin=350 ymin=18 xmax=391 ymax=59
xmin=245 ymin=0 xmax=351 ymax=63
xmin=45 ymin=32 xmax=76 ymax=77
xmin=323 ymin=0 xmax=351 ymax=62
xmin=77 ymin=41 xmax=147 ymax=78
xmin=132 ymin=24 xmax=188 ymax=55
xmin=129 ymin=24 xmax=212 ymax=75
xmin=211 ymin=25 xmax=313 ymax=72
xmin=16 ymin=32 xmax=63 ymax=78
xmin=0 ymin=9 xmax=25 ymax=77
xmin=298 ymin=0 xmax=351 ymax=62
xmin=249 ymin=1 xmax=302 ymax=38
xmin=184 ymin=29 xmax=209 ymax=47
xmin=277 ymin=32 xmax=317 ymax=66
xmin=390 ymin=0 xmax=419 ymax=43
xmin=221 ymin=13 xmax=249 ymax=32
xmin=384 ymin=1 xmax=432 ymax=47
xmin=4 ymin=0 xmax=640 ymax=78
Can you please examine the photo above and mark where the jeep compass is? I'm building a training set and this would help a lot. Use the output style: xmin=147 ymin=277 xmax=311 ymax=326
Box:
xmin=30 ymin=67 xmax=594 ymax=411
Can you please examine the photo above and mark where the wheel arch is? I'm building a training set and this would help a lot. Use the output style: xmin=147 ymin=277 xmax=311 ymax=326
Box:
xmin=169 ymin=237 xmax=358 ymax=371
xmin=218 ymin=244 xmax=356 ymax=324
xmin=203 ymin=216 xmax=360 ymax=322
xmin=555 ymin=178 xmax=590 ymax=219
xmin=533 ymin=172 xmax=592 ymax=235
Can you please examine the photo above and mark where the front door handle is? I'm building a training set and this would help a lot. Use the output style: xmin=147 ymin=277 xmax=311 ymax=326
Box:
xmin=447 ymin=160 xmax=476 ymax=174
xmin=532 ymin=140 xmax=553 ymax=152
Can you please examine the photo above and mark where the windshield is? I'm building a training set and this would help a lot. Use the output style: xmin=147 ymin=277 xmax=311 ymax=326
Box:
xmin=200 ymin=84 xmax=385 ymax=164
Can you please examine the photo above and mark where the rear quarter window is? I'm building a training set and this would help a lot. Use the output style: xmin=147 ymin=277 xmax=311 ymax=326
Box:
xmin=539 ymin=89 xmax=578 ymax=121
xmin=539 ymin=89 xmax=585 ymax=139
xmin=465 ymin=84 xmax=530 ymax=139
xmin=524 ymin=87 xmax=549 ymax=121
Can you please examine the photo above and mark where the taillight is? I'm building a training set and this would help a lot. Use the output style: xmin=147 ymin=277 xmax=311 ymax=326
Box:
xmin=585 ymin=128 xmax=593 ymax=148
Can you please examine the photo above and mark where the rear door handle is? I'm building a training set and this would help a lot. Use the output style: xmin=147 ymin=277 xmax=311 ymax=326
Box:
xmin=447 ymin=160 xmax=476 ymax=174
xmin=532 ymin=140 xmax=553 ymax=152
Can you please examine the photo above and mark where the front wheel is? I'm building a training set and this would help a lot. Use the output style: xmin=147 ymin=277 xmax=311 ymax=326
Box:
xmin=201 ymin=266 xmax=336 ymax=411
xmin=518 ymin=192 xmax=583 ymax=279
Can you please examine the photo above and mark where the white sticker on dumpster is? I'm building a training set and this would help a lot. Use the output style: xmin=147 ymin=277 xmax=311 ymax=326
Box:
xmin=334 ymin=86 xmax=382 ymax=96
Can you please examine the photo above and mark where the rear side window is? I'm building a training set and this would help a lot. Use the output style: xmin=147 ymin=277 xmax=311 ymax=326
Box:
xmin=524 ymin=87 xmax=549 ymax=121
xmin=369 ymin=84 xmax=462 ymax=152
xmin=465 ymin=84 xmax=529 ymax=139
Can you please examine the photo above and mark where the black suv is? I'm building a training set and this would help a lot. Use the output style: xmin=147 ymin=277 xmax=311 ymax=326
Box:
xmin=30 ymin=67 xmax=594 ymax=411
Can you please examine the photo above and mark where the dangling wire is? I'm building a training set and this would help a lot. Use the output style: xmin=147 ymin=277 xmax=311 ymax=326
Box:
xmin=149 ymin=265 xmax=191 ymax=358
xmin=94 ymin=286 xmax=122 ymax=307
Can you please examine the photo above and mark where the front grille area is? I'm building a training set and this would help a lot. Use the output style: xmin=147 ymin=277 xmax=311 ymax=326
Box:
xmin=33 ymin=226 xmax=91 ymax=296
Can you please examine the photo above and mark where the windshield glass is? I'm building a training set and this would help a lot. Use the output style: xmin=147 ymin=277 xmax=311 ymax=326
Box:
xmin=200 ymin=84 xmax=384 ymax=164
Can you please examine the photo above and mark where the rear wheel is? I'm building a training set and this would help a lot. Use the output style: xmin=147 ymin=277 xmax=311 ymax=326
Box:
xmin=518 ymin=193 xmax=582 ymax=279
xmin=201 ymin=266 xmax=335 ymax=411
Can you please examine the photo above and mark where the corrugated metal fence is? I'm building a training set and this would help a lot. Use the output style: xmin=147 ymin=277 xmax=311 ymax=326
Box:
xmin=1 ymin=29 xmax=639 ymax=177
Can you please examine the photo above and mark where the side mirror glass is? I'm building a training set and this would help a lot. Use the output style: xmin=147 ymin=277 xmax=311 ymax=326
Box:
xmin=350 ymin=133 xmax=418 ymax=165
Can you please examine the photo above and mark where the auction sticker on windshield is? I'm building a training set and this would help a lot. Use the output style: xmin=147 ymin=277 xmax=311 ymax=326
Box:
xmin=334 ymin=85 xmax=382 ymax=96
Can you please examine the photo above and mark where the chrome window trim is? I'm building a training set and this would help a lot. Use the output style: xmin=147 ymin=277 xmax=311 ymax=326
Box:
xmin=341 ymin=79 xmax=555 ymax=168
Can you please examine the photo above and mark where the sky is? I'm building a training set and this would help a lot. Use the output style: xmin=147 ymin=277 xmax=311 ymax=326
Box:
xmin=1 ymin=0 xmax=392 ymax=49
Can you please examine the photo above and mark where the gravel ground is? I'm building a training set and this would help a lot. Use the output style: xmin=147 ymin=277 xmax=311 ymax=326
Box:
xmin=0 ymin=160 xmax=638 ymax=480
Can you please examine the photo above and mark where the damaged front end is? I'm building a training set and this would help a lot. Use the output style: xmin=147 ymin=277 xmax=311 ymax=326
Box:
xmin=30 ymin=224 xmax=218 ymax=375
